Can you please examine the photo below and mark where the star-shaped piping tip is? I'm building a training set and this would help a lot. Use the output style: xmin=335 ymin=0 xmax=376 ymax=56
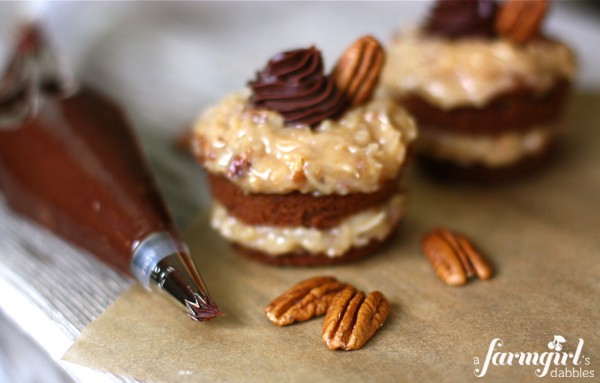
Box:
xmin=185 ymin=293 xmax=224 ymax=321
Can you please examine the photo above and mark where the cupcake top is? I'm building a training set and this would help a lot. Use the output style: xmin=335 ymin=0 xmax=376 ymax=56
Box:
xmin=193 ymin=37 xmax=417 ymax=195
xmin=382 ymin=0 xmax=577 ymax=110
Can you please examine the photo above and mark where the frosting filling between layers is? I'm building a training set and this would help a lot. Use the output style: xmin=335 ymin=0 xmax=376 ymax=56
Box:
xmin=418 ymin=122 xmax=561 ymax=167
xmin=193 ymin=90 xmax=417 ymax=195
xmin=210 ymin=193 xmax=405 ymax=257
xmin=382 ymin=28 xmax=576 ymax=110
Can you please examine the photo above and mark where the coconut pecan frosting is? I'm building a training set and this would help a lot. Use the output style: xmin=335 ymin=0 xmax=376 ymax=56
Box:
xmin=249 ymin=47 xmax=346 ymax=127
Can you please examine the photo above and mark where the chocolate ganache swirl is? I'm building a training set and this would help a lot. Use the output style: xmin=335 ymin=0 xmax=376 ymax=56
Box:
xmin=249 ymin=47 xmax=347 ymax=128
xmin=424 ymin=0 xmax=499 ymax=39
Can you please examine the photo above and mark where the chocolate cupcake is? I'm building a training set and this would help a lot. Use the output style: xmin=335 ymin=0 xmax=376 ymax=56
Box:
xmin=382 ymin=0 xmax=577 ymax=181
xmin=191 ymin=36 xmax=417 ymax=265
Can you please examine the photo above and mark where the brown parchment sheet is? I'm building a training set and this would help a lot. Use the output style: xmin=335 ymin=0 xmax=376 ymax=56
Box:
xmin=63 ymin=93 xmax=600 ymax=383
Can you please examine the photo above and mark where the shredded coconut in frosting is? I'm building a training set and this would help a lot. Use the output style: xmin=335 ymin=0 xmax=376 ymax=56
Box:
xmin=417 ymin=122 xmax=561 ymax=167
xmin=211 ymin=194 xmax=405 ymax=257
xmin=192 ymin=90 xmax=417 ymax=195
xmin=382 ymin=29 xmax=576 ymax=110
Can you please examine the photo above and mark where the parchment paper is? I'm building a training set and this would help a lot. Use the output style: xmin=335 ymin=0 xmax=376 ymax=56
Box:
xmin=63 ymin=93 xmax=600 ymax=383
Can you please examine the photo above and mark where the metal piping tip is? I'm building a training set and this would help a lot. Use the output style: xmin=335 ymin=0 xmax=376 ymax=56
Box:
xmin=149 ymin=252 xmax=223 ymax=322
xmin=185 ymin=293 xmax=224 ymax=321
xmin=132 ymin=232 xmax=222 ymax=322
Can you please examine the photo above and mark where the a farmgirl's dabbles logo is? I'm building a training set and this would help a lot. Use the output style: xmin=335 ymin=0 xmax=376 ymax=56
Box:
xmin=474 ymin=336 xmax=594 ymax=378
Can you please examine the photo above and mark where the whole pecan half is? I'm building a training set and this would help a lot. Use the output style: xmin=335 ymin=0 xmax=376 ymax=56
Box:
xmin=322 ymin=286 xmax=389 ymax=351
xmin=265 ymin=276 xmax=348 ymax=326
xmin=331 ymin=36 xmax=385 ymax=107
xmin=421 ymin=228 xmax=493 ymax=286
xmin=496 ymin=0 xmax=549 ymax=43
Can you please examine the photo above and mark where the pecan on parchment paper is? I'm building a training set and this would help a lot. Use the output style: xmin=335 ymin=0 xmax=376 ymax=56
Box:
xmin=421 ymin=227 xmax=493 ymax=286
xmin=322 ymin=286 xmax=389 ymax=351
xmin=265 ymin=276 xmax=348 ymax=326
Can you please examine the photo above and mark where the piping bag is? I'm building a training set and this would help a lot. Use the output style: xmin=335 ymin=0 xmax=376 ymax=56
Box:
xmin=0 ymin=22 xmax=222 ymax=321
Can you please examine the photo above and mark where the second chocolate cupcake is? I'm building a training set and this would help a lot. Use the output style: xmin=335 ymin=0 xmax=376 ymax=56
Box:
xmin=382 ymin=0 xmax=577 ymax=181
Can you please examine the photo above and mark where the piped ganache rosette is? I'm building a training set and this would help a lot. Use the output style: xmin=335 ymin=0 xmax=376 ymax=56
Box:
xmin=382 ymin=0 xmax=577 ymax=181
xmin=191 ymin=36 xmax=417 ymax=266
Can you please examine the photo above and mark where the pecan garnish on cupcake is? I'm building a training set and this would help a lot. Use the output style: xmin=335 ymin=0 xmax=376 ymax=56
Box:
xmin=424 ymin=0 xmax=550 ymax=44
xmin=331 ymin=36 xmax=385 ymax=107
xmin=496 ymin=0 xmax=549 ymax=43
xmin=250 ymin=35 xmax=388 ymax=128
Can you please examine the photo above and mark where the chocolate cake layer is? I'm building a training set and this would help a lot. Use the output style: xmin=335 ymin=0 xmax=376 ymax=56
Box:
xmin=401 ymin=80 xmax=570 ymax=136
xmin=233 ymin=228 xmax=396 ymax=266
xmin=417 ymin=143 xmax=555 ymax=183
xmin=206 ymin=172 xmax=399 ymax=229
